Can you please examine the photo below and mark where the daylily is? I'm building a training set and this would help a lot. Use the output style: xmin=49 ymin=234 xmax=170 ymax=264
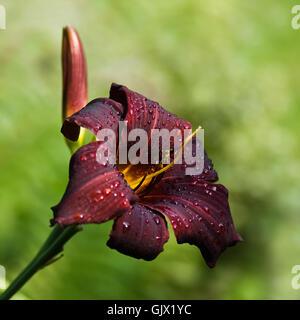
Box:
xmin=51 ymin=83 xmax=243 ymax=267
xmin=0 ymin=27 xmax=243 ymax=301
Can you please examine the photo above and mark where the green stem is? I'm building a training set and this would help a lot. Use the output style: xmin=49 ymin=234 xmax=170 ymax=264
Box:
xmin=0 ymin=224 xmax=81 ymax=300
xmin=0 ymin=132 xmax=86 ymax=300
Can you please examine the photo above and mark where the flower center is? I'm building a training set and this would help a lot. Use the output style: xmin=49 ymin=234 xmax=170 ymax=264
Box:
xmin=119 ymin=127 xmax=201 ymax=194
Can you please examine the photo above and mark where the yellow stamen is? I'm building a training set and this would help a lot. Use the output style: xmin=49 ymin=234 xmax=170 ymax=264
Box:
xmin=127 ymin=126 xmax=201 ymax=191
xmin=121 ymin=164 xmax=133 ymax=175
xmin=142 ymin=126 xmax=201 ymax=180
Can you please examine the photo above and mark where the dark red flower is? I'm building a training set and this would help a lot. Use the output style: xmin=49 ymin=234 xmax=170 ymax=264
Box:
xmin=51 ymin=83 xmax=243 ymax=267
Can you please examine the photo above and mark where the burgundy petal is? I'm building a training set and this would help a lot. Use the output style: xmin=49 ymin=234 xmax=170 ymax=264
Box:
xmin=110 ymin=83 xmax=191 ymax=162
xmin=140 ymin=173 xmax=242 ymax=267
xmin=61 ymin=98 xmax=124 ymax=141
xmin=168 ymin=137 xmax=218 ymax=182
xmin=109 ymin=84 xmax=218 ymax=180
xmin=51 ymin=141 xmax=137 ymax=227
xmin=201 ymin=150 xmax=219 ymax=182
xmin=107 ymin=203 xmax=169 ymax=260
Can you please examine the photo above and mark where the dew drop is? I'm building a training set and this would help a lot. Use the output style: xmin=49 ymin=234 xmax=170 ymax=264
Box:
xmin=154 ymin=217 xmax=160 ymax=225
xmin=74 ymin=212 xmax=84 ymax=221
xmin=91 ymin=190 xmax=103 ymax=202
xmin=218 ymin=223 xmax=226 ymax=233
xmin=202 ymin=206 xmax=210 ymax=213
xmin=103 ymin=188 xmax=111 ymax=195
xmin=122 ymin=221 xmax=131 ymax=232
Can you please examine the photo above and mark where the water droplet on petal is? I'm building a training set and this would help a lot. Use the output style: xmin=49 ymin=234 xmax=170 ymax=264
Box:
xmin=218 ymin=223 xmax=226 ymax=233
xmin=104 ymin=188 xmax=111 ymax=195
xmin=203 ymin=206 xmax=210 ymax=213
xmin=91 ymin=190 xmax=104 ymax=202
xmin=154 ymin=217 xmax=160 ymax=225
xmin=74 ymin=212 xmax=84 ymax=221
xmin=122 ymin=199 xmax=130 ymax=207
xmin=122 ymin=221 xmax=130 ymax=232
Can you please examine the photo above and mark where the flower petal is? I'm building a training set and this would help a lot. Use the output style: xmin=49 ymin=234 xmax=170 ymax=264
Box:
xmin=140 ymin=172 xmax=242 ymax=267
xmin=110 ymin=84 xmax=218 ymax=180
xmin=107 ymin=203 xmax=169 ymax=260
xmin=51 ymin=141 xmax=137 ymax=227
xmin=110 ymin=83 xmax=191 ymax=150
xmin=167 ymin=137 xmax=218 ymax=182
xmin=61 ymin=98 xmax=124 ymax=141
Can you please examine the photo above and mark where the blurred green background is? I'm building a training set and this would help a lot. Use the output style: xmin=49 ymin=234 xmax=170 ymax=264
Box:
xmin=0 ymin=0 xmax=300 ymax=300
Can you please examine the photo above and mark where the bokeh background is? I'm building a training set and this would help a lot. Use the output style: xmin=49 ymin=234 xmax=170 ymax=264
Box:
xmin=0 ymin=0 xmax=300 ymax=300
